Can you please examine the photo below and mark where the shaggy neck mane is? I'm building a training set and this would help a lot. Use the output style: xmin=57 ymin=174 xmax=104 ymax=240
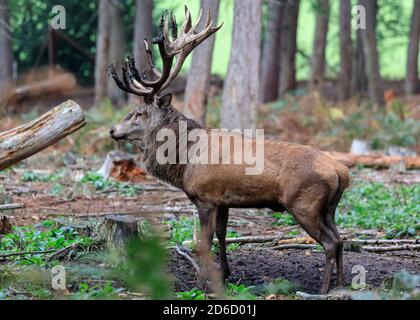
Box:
xmin=143 ymin=106 xmax=202 ymax=190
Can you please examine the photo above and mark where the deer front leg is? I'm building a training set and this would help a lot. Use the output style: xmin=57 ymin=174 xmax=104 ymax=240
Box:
xmin=196 ymin=203 xmax=217 ymax=290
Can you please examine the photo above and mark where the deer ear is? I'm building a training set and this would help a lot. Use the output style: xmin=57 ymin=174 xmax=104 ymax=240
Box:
xmin=156 ymin=94 xmax=172 ymax=108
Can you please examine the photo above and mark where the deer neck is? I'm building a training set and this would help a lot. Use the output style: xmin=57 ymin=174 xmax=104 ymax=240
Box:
xmin=142 ymin=107 xmax=202 ymax=190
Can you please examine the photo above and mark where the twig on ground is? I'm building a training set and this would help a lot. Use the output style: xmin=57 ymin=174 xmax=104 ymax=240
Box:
xmin=182 ymin=226 xmax=300 ymax=247
xmin=47 ymin=243 xmax=80 ymax=261
xmin=348 ymin=239 xmax=419 ymax=245
xmin=0 ymin=249 xmax=58 ymax=259
xmin=0 ymin=243 xmax=81 ymax=260
xmin=362 ymin=244 xmax=420 ymax=252
xmin=296 ymin=291 xmax=352 ymax=300
xmin=270 ymin=244 xmax=318 ymax=250
xmin=277 ymin=237 xmax=316 ymax=245
xmin=0 ymin=203 xmax=25 ymax=211
xmin=174 ymin=245 xmax=201 ymax=275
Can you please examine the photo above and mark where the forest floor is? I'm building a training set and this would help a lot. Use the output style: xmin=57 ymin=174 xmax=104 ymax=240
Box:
xmin=0 ymin=153 xmax=419 ymax=300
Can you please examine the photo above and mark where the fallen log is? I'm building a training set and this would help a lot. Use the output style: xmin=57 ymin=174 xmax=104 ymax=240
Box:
xmin=0 ymin=203 xmax=25 ymax=211
xmin=4 ymin=72 xmax=77 ymax=105
xmin=0 ymin=100 xmax=86 ymax=171
xmin=325 ymin=151 xmax=420 ymax=170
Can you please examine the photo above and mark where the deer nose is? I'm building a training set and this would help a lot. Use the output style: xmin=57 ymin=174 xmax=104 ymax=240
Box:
xmin=109 ymin=128 xmax=115 ymax=136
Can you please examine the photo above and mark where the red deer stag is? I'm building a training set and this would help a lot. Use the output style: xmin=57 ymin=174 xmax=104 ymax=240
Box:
xmin=109 ymin=7 xmax=350 ymax=294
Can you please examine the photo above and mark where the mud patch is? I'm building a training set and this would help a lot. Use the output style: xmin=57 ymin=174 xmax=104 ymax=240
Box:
xmin=169 ymin=248 xmax=419 ymax=293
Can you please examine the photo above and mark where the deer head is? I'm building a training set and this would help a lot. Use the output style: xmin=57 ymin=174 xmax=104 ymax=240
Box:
xmin=109 ymin=6 xmax=222 ymax=142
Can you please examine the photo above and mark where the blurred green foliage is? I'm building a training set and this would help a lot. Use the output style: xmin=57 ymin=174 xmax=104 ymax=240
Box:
xmin=337 ymin=181 xmax=420 ymax=238
xmin=0 ymin=220 xmax=92 ymax=266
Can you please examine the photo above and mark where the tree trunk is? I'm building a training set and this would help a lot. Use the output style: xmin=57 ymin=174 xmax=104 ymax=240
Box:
xmin=107 ymin=1 xmax=127 ymax=105
xmin=130 ymin=0 xmax=154 ymax=105
xmin=221 ymin=0 xmax=262 ymax=130
xmin=359 ymin=0 xmax=384 ymax=106
xmin=0 ymin=100 xmax=86 ymax=171
xmin=184 ymin=0 xmax=220 ymax=126
xmin=353 ymin=29 xmax=368 ymax=94
xmin=278 ymin=0 xmax=300 ymax=97
xmin=260 ymin=0 xmax=284 ymax=103
xmin=310 ymin=0 xmax=330 ymax=89
xmin=94 ymin=0 xmax=111 ymax=104
xmin=0 ymin=0 xmax=13 ymax=96
xmin=405 ymin=0 xmax=420 ymax=95
xmin=339 ymin=0 xmax=353 ymax=101
xmin=133 ymin=0 xmax=153 ymax=75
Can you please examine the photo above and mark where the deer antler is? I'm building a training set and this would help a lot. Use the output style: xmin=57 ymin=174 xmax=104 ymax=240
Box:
xmin=109 ymin=6 xmax=223 ymax=103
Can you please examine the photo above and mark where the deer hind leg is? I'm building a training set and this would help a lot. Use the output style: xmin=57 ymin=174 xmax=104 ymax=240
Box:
xmin=290 ymin=205 xmax=339 ymax=294
xmin=325 ymin=191 xmax=345 ymax=287
xmin=216 ymin=207 xmax=231 ymax=281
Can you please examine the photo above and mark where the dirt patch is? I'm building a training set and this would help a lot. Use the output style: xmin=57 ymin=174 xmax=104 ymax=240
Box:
xmin=169 ymin=248 xmax=419 ymax=293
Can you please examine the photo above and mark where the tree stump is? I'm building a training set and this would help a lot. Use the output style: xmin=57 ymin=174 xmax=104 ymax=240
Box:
xmin=0 ymin=216 xmax=12 ymax=236
xmin=98 ymin=215 xmax=140 ymax=248
xmin=97 ymin=215 xmax=170 ymax=248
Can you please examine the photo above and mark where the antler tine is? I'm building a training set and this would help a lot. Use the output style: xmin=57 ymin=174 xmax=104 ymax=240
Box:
xmin=181 ymin=5 xmax=192 ymax=34
xmin=109 ymin=63 xmax=129 ymax=92
xmin=143 ymin=39 xmax=162 ymax=78
xmin=161 ymin=16 xmax=223 ymax=94
xmin=163 ymin=13 xmax=170 ymax=42
xmin=108 ymin=60 xmax=152 ymax=98
xmin=109 ymin=6 xmax=223 ymax=101
xmin=170 ymin=12 xmax=178 ymax=40
xmin=204 ymin=8 xmax=212 ymax=29
xmin=126 ymin=55 xmax=146 ymax=88
xmin=191 ymin=8 xmax=203 ymax=33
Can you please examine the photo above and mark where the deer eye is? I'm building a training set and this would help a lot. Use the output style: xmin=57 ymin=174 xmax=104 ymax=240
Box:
xmin=135 ymin=112 xmax=143 ymax=119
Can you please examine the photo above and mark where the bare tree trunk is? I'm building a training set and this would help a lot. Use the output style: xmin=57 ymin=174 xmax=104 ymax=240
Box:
xmin=359 ymin=0 xmax=384 ymax=106
xmin=278 ymin=0 xmax=300 ymax=97
xmin=310 ymin=0 xmax=330 ymax=89
xmin=133 ymin=0 xmax=153 ymax=76
xmin=221 ymin=0 xmax=261 ymax=130
xmin=107 ymin=1 xmax=127 ymax=105
xmin=94 ymin=0 xmax=111 ymax=104
xmin=352 ymin=29 xmax=367 ymax=94
xmin=0 ymin=0 xmax=13 ymax=95
xmin=405 ymin=0 xmax=420 ymax=95
xmin=260 ymin=0 xmax=284 ymax=103
xmin=184 ymin=0 xmax=220 ymax=126
xmin=130 ymin=0 xmax=154 ymax=105
xmin=339 ymin=0 xmax=353 ymax=101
